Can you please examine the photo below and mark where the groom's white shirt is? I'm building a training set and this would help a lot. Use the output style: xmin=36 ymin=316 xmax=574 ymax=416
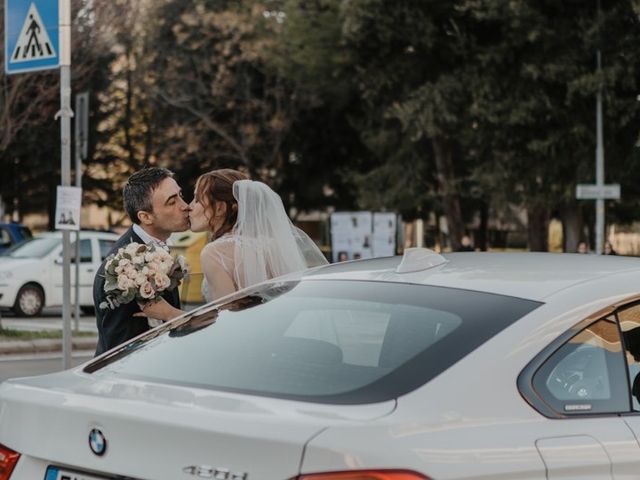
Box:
xmin=132 ymin=224 xmax=170 ymax=251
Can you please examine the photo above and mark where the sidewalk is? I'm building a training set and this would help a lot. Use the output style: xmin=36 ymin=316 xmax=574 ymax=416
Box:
xmin=0 ymin=336 xmax=97 ymax=355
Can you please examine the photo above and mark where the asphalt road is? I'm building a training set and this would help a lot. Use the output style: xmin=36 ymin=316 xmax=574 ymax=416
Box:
xmin=0 ymin=351 xmax=93 ymax=383
xmin=0 ymin=307 xmax=95 ymax=382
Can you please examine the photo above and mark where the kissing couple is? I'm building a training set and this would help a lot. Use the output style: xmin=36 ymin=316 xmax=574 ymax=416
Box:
xmin=93 ymin=167 xmax=328 ymax=356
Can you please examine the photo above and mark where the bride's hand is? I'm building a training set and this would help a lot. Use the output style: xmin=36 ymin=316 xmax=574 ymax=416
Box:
xmin=135 ymin=297 xmax=184 ymax=321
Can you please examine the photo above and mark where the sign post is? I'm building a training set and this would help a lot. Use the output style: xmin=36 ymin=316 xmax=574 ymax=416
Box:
xmin=576 ymin=48 xmax=619 ymax=255
xmin=5 ymin=0 xmax=75 ymax=368
xmin=58 ymin=0 xmax=73 ymax=369
xmin=73 ymin=91 xmax=88 ymax=331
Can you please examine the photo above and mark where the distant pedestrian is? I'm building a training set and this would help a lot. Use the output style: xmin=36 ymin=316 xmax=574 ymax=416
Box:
xmin=604 ymin=241 xmax=617 ymax=255
xmin=577 ymin=241 xmax=589 ymax=254
xmin=457 ymin=235 xmax=474 ymax=252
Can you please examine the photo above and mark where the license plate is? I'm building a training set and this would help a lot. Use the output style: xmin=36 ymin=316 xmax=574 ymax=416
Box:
xmin=45 ymin=466 xmax=110 ymax=480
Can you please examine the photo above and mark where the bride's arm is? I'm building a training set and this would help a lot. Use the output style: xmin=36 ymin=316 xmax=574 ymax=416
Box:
xmin=201 ymin=244 xmax=236 ymax=301
xmin=137 ymin=297 xmax=184 ymax=321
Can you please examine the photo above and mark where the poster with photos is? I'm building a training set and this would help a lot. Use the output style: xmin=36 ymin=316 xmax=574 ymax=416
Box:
xmin=331 ymin=211 xmax=396 ymax=262
xmin=372 ymin=212 xmax=397 ymax=257
xmin=330 ymin=211 xmax=373 ymax=262
xmin=55 ymin=186 xmax=82 ymax=231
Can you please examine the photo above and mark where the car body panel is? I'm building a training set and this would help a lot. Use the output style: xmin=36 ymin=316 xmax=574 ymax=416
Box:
xmin=308 ymin=252 xmax=640 ymax=302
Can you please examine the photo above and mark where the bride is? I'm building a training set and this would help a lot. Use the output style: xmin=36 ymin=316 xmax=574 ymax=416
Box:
xmin=139 ymin=168 xmax=328 ymax=320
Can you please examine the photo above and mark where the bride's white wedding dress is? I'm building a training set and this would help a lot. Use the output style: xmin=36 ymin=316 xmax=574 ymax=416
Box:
xmin=200 ymin=180 xmax=328 ymax=303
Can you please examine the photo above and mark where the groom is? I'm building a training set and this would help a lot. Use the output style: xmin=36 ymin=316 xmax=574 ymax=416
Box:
xmin=93 ymin=167 xmax=190 ymax=356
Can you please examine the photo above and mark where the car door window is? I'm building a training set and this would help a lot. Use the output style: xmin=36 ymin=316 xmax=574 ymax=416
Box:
xmin=99 ymin=239 xmax=115 ymax=261
xmin=617 ymin=303 xmax=640 ymax=411
xmin=70 ymin=239 xmax=93 ymax=263
xmin=532 ymin=315 xmax=630 ymax=415
xmin=0 ymin=229 xmax=11 ymax=248
xmin=18 ymin=227 xmax=32 ymax=240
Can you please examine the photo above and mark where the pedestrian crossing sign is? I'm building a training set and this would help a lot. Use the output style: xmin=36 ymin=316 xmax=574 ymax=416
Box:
xmin=4 ymin=0 xmax=59 ymax=74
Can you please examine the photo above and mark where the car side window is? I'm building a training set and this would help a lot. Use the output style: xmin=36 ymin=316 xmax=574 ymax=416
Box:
xmin=0 ymin=228 xmax=10 ymax=247
xmin=532 ymin=315 xmax=629 ymax=415
xmin=70 ymin=239 xmax=93 ymax=263
xmin=99 ymin=239 xmax=115 ymax=261
xmin=19 ymin=227 xmax=32 ymax=240
xmin=617 ymin=304 xmax=640 ymax=411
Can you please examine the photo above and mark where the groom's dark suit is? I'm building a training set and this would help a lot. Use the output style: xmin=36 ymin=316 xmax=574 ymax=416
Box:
xmin=93 ymin=227 xmax=181 ymax=356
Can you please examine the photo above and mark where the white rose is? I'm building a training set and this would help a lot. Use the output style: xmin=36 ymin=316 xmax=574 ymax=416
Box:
xmin=139 ymin=281 xmax=155 ymax=299
xmin=119 ymin=258 xmax=131 ymax=268
xmin=124 ymin=265 xmax=137 ymax=279
xmin=132 ymin=254 xmax=145 ymax=265
xmin=117 ymin=274 xmax=132 ymax=291
xmin=135 ymin=273 xmax=147 ymax=286
xmin=126 ymin=243 xmax=141 ymax=255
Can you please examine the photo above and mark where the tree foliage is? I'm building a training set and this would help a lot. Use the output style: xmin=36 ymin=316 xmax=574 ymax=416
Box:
xmin=2 ymin=0 xmax=640 ymax=252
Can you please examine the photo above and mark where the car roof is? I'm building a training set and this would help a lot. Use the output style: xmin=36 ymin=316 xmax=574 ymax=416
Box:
xmin=37 ymin=230 xmax=118 ymax=238
xmin=304 ymin=252 xmax=640 ymax=301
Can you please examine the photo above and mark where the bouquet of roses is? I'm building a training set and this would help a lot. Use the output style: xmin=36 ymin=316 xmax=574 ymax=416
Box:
xmin=99 ymin=242 xmax=188 ymax=311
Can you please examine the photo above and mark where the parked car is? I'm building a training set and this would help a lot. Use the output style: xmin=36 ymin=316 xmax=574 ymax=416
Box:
xmin=5 ymin=250 xmax=640 ymax=479
xmin=0 ymin=223 xmax=32 ymax=254
xmin=0 ymin=230 xmax=118 ymax=316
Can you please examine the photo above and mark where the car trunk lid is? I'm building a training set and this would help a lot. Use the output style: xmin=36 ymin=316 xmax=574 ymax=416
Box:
xmin=0 ymin=371 xmax=394 ymax=480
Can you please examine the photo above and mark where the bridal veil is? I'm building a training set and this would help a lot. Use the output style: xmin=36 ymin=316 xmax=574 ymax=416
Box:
xmin=231 ymin=179 xmax=328 ymax=290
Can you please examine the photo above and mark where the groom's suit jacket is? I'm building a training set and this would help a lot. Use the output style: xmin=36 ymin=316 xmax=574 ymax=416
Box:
xmin=93 ymin=227 xmax=181 ymax=356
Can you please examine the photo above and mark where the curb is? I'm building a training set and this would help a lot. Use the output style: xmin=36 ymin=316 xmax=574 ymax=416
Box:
xmin=0 ymin=337 xmax=97 ymax=355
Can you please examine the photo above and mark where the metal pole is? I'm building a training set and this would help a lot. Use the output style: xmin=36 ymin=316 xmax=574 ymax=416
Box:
xmin=595 ymin=49 xmax=604 ymax=255
xmin=74 ymin=116 xmax=81 ymax=332
xmin=60 ymin=0 xmax=73 ymax=369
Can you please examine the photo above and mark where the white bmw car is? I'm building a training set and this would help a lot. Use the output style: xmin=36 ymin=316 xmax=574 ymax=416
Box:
xmin=3 ymin=249 xmax=640 ymax=479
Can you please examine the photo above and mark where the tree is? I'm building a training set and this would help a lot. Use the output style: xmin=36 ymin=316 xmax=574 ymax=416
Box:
xmin=465 ymin=0 xmax=640 ymax=251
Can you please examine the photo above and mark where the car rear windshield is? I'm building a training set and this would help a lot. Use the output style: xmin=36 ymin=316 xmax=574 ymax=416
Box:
xmin=87 ymin=280 xmax=541 ymax=404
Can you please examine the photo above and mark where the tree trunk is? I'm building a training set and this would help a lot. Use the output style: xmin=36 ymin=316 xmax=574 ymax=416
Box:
xmin=477 ymin=199 xmax=489 ymax=251
xmin=560 ymin=202 xmax=583 ymax=253
xmin=432 ymin=137 xmax=465 ymax=251
xmin=527 ymin=205 xmax=549 ymax=252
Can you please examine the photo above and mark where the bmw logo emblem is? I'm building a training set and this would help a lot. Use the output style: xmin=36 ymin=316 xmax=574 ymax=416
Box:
xmin=88 ymin=428 xmax=107 ymax=456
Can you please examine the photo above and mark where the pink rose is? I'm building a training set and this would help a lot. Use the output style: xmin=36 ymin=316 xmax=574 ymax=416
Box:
xmin=153 ymin=273 xmax=171 ymax=291
xmin=139 ymin=281 xmax=155 ymax=299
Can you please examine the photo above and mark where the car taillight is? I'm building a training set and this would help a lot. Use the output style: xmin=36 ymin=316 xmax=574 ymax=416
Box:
xmin=0 ymin=443 xmax=19 ymax=480
xmin=297 ymin=471 xmax=430 ymax=480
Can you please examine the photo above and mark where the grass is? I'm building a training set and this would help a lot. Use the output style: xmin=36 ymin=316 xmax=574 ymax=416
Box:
xmin=0 ymin=327 xmax=96 ymax=341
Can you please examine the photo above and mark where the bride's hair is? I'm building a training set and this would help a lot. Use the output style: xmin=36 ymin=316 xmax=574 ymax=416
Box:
xmin=195 ymin=168 xmax=249 ymax=239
